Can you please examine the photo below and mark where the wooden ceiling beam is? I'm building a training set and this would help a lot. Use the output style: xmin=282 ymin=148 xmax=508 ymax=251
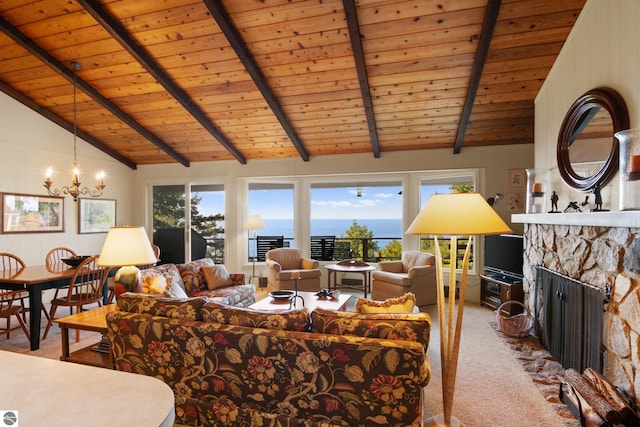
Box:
xmin=343 ymin=0 xmax=380 ymax=158
xmin=77 ymin=0 xmax=246 ymax=165
xmin=0 ymin=15 xmax=190 ymax=168
xmin=202 ymin=0 xmax=310 ymax=162
xmin=453 ymin=0 xmax=502 ymax=154
xmin=0 ymin=80 xmax=138 ymax=170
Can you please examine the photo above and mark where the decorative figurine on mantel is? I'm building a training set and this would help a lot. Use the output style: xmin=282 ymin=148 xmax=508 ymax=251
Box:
xmin=549 ymin=191 xmax=560 ymax=213
xmin=591 ymin=184 xmax=608 ymax=212
xmin=564 ymin=201 xmax=582 ymax=213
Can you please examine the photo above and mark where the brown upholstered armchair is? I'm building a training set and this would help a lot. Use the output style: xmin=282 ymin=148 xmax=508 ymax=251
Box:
xmin=372 ymin=251 xmax=437 ymax=306
xmin=265 ymin=248 xmax=321 ymax=292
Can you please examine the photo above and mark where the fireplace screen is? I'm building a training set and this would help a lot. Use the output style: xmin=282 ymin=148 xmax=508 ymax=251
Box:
xmin=535 ymin=266 xmax=609 ymax=373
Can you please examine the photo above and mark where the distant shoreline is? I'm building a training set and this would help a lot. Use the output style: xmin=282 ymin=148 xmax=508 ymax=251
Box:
xmin=259 ymin=218 xmax=403 ymax=238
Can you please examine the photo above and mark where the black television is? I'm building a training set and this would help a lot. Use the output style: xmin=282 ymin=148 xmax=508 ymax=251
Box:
xmin=483 ymin=234 xmax=524 ymax=278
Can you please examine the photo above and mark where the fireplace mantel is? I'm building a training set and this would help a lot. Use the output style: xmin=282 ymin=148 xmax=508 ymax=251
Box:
xmin=512 ymin=211 xmax=640 ymax=228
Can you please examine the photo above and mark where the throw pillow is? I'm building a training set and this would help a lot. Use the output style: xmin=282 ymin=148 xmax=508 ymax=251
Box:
xmin=140 ymin=264 xmax=186 ymax=295
xmin=141 ymin=274 xmax=189 ymax=299
xmin=202 ymin=265 xmax=232 ymax=290
xmin=355 ymin=292 xmax=416 ymax=314
xmin=142 ymin=274 xmax=167 ymax=295
xmin=177 ymin=258 xmax=215 ymax=295
xmin=201 ymin=301 xmax=310 ymax=331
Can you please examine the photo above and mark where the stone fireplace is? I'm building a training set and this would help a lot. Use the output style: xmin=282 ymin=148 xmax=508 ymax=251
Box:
xmin=513 ymin=212 xmax=640 ymax=405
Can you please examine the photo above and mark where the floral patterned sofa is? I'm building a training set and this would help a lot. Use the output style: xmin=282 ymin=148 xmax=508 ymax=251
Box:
xmin=137 ymin=258 xmax=256 ymax=307
xmin=106 ymin=293 xmax=431 ymax=427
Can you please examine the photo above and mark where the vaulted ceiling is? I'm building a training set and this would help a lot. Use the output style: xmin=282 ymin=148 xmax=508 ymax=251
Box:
xmin=0 ymin=0 xmax=586 ymax=169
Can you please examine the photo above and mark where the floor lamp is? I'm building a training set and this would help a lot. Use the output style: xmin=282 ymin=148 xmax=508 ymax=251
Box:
xmin=406 ymin=193 xmax=512 ymax=427
xmin=245 ymin=215 xmax=265 ymax=284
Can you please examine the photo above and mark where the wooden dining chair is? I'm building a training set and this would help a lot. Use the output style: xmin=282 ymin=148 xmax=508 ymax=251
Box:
xmin=45 ymin=247 xmax=77 ymax=266
xmin=42 ymin=255 xmax=109 ymax=341
xmin=0 ymin=253 xmax=29 ymax=321
xmin=0 ymin=289 xmax=30 ymax=340
xmin=45 ymin=247 xmax=78 ymax=314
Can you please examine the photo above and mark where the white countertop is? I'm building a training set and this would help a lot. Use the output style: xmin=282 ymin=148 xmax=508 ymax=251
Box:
xmin=512 ymin=211 xmax=640 ymax=228
xmin=0 ymin=350 xmax=175 ymax=427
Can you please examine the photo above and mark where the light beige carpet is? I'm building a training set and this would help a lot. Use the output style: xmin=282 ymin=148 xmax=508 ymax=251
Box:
xmin=423 ymin=302 xmax=574 ymax=426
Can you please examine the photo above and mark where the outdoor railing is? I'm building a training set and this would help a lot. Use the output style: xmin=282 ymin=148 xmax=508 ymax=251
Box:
xmin=206 ymin=235 xmax=473 ymax=268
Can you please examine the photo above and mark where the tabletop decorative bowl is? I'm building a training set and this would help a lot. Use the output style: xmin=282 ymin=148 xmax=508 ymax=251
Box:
xmin=269 ymin=290 xmax=294 ymax=300
xmin=61 ymin=255 xmax=90 ymax=267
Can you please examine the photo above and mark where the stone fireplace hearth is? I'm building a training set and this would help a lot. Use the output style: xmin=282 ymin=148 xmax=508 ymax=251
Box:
xmin=513 ymin=212 xmax=640 ymax=406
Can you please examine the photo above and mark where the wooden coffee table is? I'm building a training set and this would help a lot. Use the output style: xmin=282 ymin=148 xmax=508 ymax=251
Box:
xmin=325 ymin=260 xmax=376 ymax=297
xmin=54 ymin=303 xmax=118 ymax=369
xmin=249 ymin=290 xmax=351 ymax=312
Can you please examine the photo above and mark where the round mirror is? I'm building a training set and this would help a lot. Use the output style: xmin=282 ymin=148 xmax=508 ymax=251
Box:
xmin=557 ymin=87 xmax=629 ymax=191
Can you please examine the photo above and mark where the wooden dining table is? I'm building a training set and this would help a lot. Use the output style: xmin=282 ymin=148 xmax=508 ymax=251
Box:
xmin=0 ymin=263 xmax=80 ymax=350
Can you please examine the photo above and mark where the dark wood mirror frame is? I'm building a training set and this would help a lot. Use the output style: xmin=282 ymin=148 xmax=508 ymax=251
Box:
xmin=556 ymin=87 xmax=629 ymax=192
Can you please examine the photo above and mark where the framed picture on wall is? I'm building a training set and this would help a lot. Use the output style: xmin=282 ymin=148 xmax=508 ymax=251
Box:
xmin=507 ymin=193 xmax=524 ymax=212
xmin=1 ymin=193 xmax=65 ymax=233
xmin=508 ymin=169 xmax=525 ymax=188
xmin=78 ymin=198 xmax=116 ymax=234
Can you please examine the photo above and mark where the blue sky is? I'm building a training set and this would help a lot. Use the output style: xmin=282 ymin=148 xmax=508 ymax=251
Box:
xmin=196 ymin=184 xmax=452 ymax=219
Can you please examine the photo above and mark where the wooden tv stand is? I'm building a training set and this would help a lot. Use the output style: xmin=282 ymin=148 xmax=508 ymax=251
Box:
xmin=480 ymin=273 xmax=524 ymax=316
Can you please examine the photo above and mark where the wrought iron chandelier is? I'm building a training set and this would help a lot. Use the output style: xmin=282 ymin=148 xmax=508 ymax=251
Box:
xmin=44 ymin=61 xmax=105 ymax=202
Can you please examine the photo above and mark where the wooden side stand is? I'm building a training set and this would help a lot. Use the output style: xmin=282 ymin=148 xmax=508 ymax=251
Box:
xmin=54 ymin=304 xmax=118 ymax=369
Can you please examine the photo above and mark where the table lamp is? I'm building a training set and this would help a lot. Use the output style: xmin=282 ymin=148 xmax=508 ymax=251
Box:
xmin=406 ymin=192 xmax=512 ymax=427
xmin=98 ymin=226 xmax=158 ymax=297
xmin=244 ymin=215 xmax=265 ymax=283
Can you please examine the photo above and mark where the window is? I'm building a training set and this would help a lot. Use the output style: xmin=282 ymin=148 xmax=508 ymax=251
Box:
xmin=310 ymin=182 xmax=402 ymax=261
xmin=191 ymin=184 xmax=225 ymax=263
xmin=419 ymin=173 xmax=476 ymax=271
xmin=152 ymin=183 xmax=224 ymax=263
xmin=247 ymin=183 xmax=294 ymax=261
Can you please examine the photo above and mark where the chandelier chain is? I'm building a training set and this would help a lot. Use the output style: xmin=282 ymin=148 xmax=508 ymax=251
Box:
xmin=43 ymin=61 xmax=106 ymax=202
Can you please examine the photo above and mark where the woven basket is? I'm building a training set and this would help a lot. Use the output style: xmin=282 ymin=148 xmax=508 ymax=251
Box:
xmin=495 ymin=301 xmax=534 ymax=338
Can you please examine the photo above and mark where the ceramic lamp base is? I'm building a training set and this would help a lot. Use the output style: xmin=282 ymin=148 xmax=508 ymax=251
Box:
xmin=425 ymin=414 xmax=466 ymax=427
xmin=114 ymin=265 xmax=142 ymax=297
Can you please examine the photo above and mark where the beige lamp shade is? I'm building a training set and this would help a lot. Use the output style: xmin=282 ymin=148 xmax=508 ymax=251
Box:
xmin=406 ymin=192 xmax=512 ymax=236
xmin=244 ymin=215 xmax=265 ymax=231
xmin=97 ymin=226 xmax=157 ymax=267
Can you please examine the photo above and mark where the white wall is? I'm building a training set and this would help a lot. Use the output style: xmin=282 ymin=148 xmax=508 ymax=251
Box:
xmin=0 ymin=93 xmax=134 ymax=265
xmin=535 ymin=0 xmax=640 ymax=209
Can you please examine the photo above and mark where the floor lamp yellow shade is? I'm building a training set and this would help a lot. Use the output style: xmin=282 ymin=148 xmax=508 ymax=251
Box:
xmin=406 ymin=192 xmax=513 ymax=236
xmin=406 ymin=193 xmax=512 ymax=427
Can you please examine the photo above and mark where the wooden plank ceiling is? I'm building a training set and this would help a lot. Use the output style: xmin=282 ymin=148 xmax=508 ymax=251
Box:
xmin=0 ymin=0 xmax=586 ymax=169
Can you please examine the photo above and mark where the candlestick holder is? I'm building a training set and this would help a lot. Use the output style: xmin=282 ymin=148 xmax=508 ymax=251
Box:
xmin=289 ymin=272 xmax=304 ymax=308
xmin=525 ymin=168 xmax=549 ymax=213
xmin=616 ymin=129 xmax=640 ymax=210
